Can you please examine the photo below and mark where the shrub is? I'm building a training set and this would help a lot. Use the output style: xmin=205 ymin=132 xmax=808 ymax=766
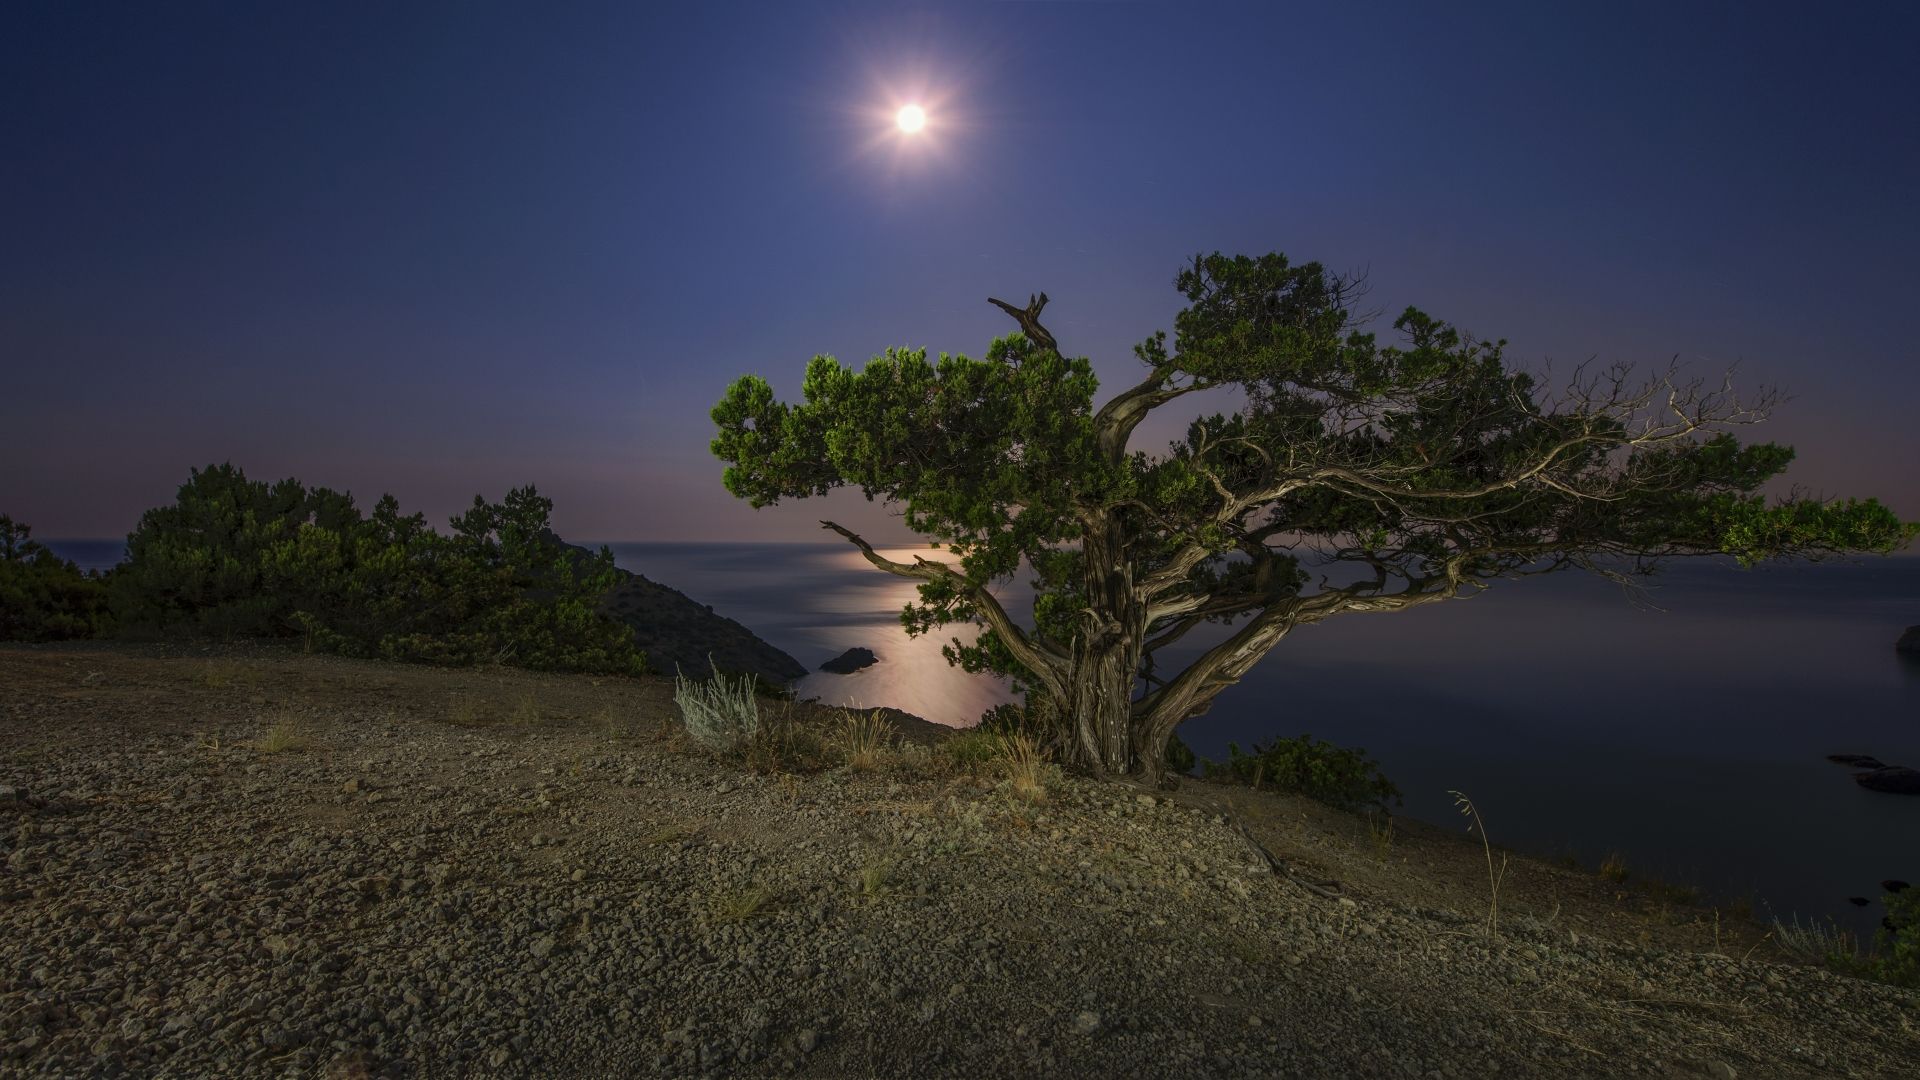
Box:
xmin=942 ymin=728 xmax=1004 ymax=772
xmin=1871 ymin=887 xmax=1919 ymax=988
xmin=675 ymin=665 xmax=761 ymax=751
xmin=1203 ymin=734 xmax=1400 ymax=812
xmin=0 ymin=516 xmax=112 ymax=641
xmin=109 ymin=464 xmax=647 ymax=675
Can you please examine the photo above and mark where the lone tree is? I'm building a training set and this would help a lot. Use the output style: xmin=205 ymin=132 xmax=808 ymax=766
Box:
xmin=712 ymin=253 xmax=1915 ymax=783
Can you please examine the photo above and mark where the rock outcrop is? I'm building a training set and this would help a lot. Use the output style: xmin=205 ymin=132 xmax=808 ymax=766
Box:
xmin=819 ymin=647 xmax=878 ymax=674
xmin=1854 ymin=766 xmax=1920 ymax=795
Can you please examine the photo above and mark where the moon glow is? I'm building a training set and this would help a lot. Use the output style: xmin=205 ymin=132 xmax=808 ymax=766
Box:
xmin=895 ymin=104 xmax=927 ymax=134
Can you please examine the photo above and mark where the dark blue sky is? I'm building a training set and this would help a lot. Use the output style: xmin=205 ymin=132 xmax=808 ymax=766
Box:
xmin=5 ymin=3 xmax=1916 ymax=542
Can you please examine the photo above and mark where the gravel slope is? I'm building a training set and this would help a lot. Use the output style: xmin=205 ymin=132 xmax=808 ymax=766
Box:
xmin=2 ymin=645 xmax=1916 ymax=1079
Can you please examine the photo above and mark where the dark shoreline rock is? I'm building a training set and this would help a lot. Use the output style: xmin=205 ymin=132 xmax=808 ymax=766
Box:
xmin=1897 ymin=625 xmax=1920 ymax=655
xmin=1827 ymin=754 xmax=1889 ymax=769
xmin=1853 ymin=766 xmax=1920 ymax=795
xmin=819 ymin=647 xmax=878 ymax=675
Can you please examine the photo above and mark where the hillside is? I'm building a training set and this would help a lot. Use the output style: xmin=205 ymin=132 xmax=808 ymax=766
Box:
xmin=1 ymin=644 xmax=1915 ymax=1078
xmin=543 ymin=533 xmax=806 ymax=685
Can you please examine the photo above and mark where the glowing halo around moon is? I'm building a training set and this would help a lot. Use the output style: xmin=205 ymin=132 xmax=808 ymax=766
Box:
xmin=839 ymin=69 xmax=970 ymax=178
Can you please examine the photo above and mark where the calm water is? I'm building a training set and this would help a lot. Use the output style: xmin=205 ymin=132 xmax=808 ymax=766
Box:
xmin=46 ymin=537 xmax=1920 ymax=934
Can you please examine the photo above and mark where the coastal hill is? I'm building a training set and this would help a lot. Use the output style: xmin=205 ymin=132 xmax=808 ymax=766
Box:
xmin=545 ymin=533 xmax=807 ymax=685
xmin=2 ymin=644 xmax=1914 ymax=1078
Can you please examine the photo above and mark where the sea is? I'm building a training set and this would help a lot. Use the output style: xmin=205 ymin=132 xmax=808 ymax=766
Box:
xmin=46 ymin=537 xmax=1920 ymax=937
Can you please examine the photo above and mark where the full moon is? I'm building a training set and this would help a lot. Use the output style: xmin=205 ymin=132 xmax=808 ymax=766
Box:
xmin=895 ymin=104 xmax=927 ymax=134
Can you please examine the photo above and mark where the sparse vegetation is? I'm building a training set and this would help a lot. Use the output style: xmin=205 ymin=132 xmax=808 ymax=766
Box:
xmin=1449 ymin=790 xmax=1509 ymax=940
xmin=196 ymin=660 xmax=259 ymax=690
xmin=257 ymin=715 xmax=313 ymax=754
xmin=742 ymin=702 xmax=832 ymax=774
xmin=644 ymin=822 xmax=698 ymax=846
xmin=595 ymin=705 xmax=632 ymax=741
xmin=710 ymin=884 xmax=777 ymax=924
xmin=1772 ymin=914 xmax=1859 ymax=967
xmin=509 ymin=694 xmax=541 ymax=726
xmin=1364 ymin=811 xmax=1395 ymax=864
xmin=1598 ymin=851 xmax=1630 ymax=883
xmin=858 ymin=854 xmax=896 ymax=902
xmin=445 ymin=697 xmax=487 ymax=727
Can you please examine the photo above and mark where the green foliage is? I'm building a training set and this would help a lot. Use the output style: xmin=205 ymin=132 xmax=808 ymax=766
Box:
xmin=0 ymin=516 xmax=113 ymax=641
xmin=110 ymin=464 xmax=647 ymax=675
xmin=1203 ymin=735 xmax=1400 ymax=813
xmin=1870 ymin=887 xmax=1920 ymax=988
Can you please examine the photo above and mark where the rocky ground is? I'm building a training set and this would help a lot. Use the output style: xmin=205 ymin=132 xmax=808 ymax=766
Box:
xmin=2 ymin=644 xmax=1916 ymax=1079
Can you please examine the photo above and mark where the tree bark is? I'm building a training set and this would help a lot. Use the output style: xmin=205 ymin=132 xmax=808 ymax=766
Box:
xmin=1059 ymin=513 xmax=1151 ymax=778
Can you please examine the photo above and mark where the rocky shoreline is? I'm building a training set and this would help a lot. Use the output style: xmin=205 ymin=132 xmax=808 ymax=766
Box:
xmin=2 ymin=645 xmax=1916 ymax=1078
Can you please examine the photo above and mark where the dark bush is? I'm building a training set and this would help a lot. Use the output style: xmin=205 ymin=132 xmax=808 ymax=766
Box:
xmin=1203 ymin=734 xmax=1400 ymax=812
xmin=0 ymin=515 xmax=112 ymax=641
xmin=110 ymin=464 xmax=647 ymax=676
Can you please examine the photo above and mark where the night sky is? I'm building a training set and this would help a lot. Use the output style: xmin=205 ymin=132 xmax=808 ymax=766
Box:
xmin=6 ymin=4 xmax=1916 ymax=544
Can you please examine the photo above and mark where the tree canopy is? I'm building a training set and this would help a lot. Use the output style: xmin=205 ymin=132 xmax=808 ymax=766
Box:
xmin=109 ymin=464 xmax=648 ymax=675
xmin=713 ymin=252 xmax=1916 ymax=781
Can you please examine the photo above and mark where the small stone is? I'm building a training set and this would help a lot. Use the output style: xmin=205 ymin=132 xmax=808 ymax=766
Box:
xmin=794 ymin=1029 xmax=818 ymax=1053
xmin=570 ymin=869 xmax=587 ymax=883
xmin=529 ymin=935 xmax=556 ymax=959
xmin=1070 ymin=1010 xmax=1101 ymax=1036
xmin=341 ymin=779 xmax=360 ymax=794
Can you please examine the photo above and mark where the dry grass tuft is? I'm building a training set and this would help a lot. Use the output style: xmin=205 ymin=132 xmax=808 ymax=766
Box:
xmin=858 ymin=854 xmax=896 ymax=902
xmin=710 ymin=884 xmax=778 ymax=924
xmin=197 ymin=660 xmax=258 ymax=690
xmin=998 ymin=734 xmax=1050 ymax=803
xmin=257 ymin=715 xmax=314 ymax=754
xmin=645 ymin=822 xmax=698 ymax=845
xmin=595 ymin=705 xmax=631 ymax=741
xmin=1772 ymin=914 xmax=1858 ymax=965
xmin=444 ymin=697 xmax=488 ymax=727
xmin=509 ymin=694 xmax=541 ymax=726
xmin=1598 ymin=851 xmax=1630 ymax=883
xmin=1365 ymin=811 xmax=1395 ymax=864
xmin=836 ymin=710 xmax=893 ymax=772
xmin=744 ymin=702 xmax=832 ymax=774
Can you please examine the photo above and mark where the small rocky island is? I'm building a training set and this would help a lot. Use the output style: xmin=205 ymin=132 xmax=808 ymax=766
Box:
xmin=819 ymin=647 xmax=878 ymax=675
